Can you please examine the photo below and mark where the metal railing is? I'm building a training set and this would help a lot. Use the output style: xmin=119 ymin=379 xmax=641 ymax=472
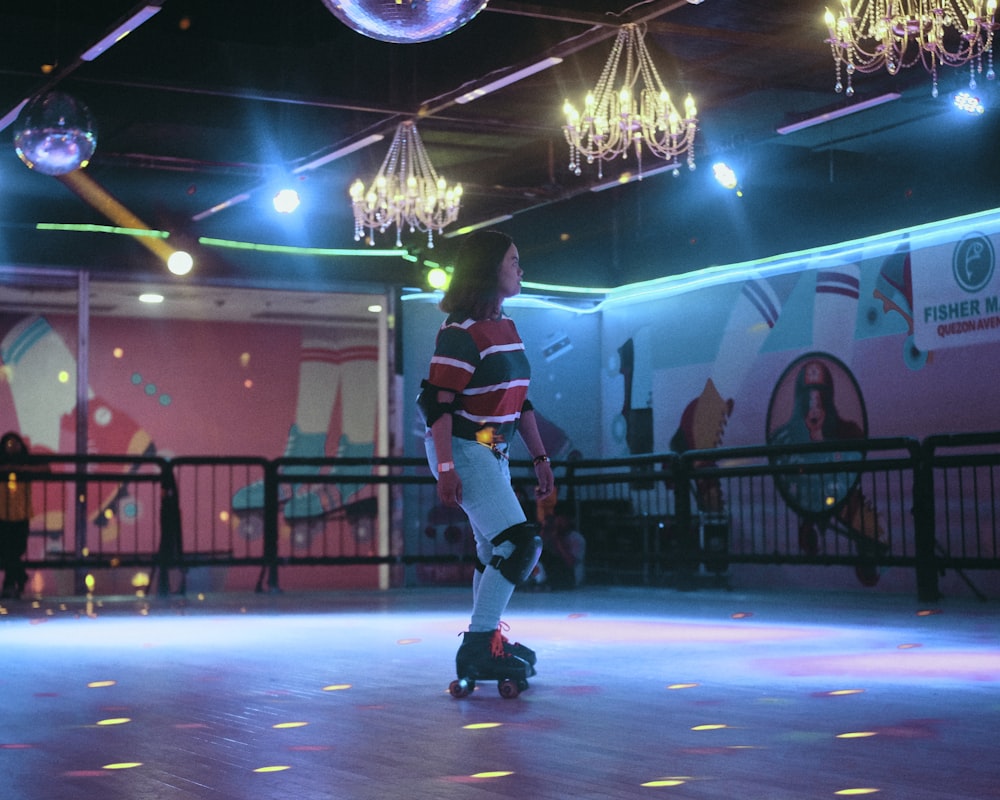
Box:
xmin=11 ymin=434 xmax=1000 ymax=601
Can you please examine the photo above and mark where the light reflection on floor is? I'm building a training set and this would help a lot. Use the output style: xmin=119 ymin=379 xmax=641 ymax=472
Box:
xmin=2 ymin=586 xmax=998 ymax=800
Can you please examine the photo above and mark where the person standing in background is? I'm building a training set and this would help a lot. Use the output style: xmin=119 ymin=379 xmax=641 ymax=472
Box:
xmin=1 ymin=432 xmax=35 ymax=599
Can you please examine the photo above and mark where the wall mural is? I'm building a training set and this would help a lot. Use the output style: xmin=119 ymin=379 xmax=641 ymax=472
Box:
xmin=0 ymin=311 xmax=379 ymax=593
xmin=2 ymin=214 xmax=997 ymax=596
xmin=601 ymin=221 xmax=1000 ymax=593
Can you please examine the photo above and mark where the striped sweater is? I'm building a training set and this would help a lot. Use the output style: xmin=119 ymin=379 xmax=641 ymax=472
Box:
xmin=426 ymin=314 xmax=531 ymax=443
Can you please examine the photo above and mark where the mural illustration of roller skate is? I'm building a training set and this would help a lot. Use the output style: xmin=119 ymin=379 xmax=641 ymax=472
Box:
xmin=230 ymin=331 xmax=378 ymax=547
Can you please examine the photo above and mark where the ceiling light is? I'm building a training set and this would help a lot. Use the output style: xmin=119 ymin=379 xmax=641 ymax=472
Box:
xmin=775 ymin=92 xmax=901 ymax=134
xmin=192 ymin=134 xmax=385 ymax=223
xmin=272 ymin=188 xmax=300 ymax=214
xmin=80 ymin=4 xmax=163 ymax=62
xmin=563 ymin=23 xmax=698 ymax=179
xmin=350 ymin=121 xmax=462 ymax=249
xmin=291 ymin=133 xmax=385 ymax=174
xmin=443 ymin=214 xmax=513 ymax=238
xmin=0 ymin=99 xmax=29 ymax=133
xmin=198 ymin=237 xmax=403 ymax=257
xmin=191 ymin=193 xmax=251 ymax=222
xmin=167 ymin=251 xmax=194 ymax=276
xmin=953 ymin=91 xmax=985 ymax=114
xmin=139 ymin=293 xmax=164 ymax=304
xmin=588 ymin=161 xmax=681 ymax=192
xmin=455 ymin=57 xmax=563 ymax=104
xmin=712 ymin=162 xmax=738 ymax=190
xmin=426 ymin=267 xmax=450 ymax=290
xmin=824 ymin=1 xmax=998 ymax=97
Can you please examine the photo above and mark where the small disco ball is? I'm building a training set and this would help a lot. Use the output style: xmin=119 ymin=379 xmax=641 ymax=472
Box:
xmin=13 ymin=91 xmax=97 ymax=176
xmin=320 ymin=0 xmax=488 ymax=44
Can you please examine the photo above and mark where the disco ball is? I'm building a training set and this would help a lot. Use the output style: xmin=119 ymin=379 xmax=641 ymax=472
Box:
xmin=320 ymin=0 xmax=488 ymax=44
xmin=13 ymin=91 xmax=97 ymax=176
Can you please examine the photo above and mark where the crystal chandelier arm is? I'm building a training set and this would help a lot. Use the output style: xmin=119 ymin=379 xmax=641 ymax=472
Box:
xmin=578 ymin=27 xmax=630 ymax=163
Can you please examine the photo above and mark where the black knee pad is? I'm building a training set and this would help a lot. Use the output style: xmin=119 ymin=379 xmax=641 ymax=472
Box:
xmin=489 ymin=522 xmax=542 ymax=586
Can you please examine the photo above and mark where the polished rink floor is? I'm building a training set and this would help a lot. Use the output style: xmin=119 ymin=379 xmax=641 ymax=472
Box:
xmin=2 ymin=585 xmax=998 ymax=800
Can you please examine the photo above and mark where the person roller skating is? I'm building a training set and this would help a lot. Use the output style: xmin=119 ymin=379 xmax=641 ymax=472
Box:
xmin=419 ymin=230 xmax=555 ymax=699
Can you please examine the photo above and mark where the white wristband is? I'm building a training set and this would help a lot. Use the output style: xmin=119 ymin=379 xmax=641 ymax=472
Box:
xmin=437 ymin=461 xmax=455 ymax=473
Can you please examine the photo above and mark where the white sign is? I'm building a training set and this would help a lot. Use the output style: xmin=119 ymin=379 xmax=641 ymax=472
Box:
xmin=912 ymin=231 xmax=999 ymax=351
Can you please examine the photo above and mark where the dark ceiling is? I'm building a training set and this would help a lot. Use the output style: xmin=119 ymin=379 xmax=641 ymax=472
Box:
xmin=1 ymin=0 xmax=998 ymax=294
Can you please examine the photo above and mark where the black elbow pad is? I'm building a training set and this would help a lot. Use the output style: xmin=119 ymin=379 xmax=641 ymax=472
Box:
xmin=416 ymin=380 xmax=455 ymax=426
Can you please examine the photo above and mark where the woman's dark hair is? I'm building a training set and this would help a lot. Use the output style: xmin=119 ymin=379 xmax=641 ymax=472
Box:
xmin=439 ymin=229 xmax=514 ymax=320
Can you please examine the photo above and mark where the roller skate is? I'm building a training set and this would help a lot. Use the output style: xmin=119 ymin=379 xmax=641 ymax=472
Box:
xmin=449 ymin=629 xmax=534 ymax=700
xmin=496 ymin=620 xmax=537 ymax=667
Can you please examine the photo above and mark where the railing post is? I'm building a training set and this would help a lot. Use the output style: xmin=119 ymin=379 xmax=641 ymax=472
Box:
xmin=260 ymin=459 xmax=281 ymax=593
xmin=913 ymin=440 xmax=940 ymax=602
xmin=672 ymin=455 xmax=698 ymax=587
xmin=156 ymin=462 xmax=182 ymax=597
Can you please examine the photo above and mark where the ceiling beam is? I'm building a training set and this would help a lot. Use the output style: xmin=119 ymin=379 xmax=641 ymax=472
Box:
xmin=485 ymin=1 xmax=695 ymax=27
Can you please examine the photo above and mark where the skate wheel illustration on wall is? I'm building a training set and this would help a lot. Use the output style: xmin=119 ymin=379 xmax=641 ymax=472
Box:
xmin=289 ymin=494 xmax=378 ymax=549
xmin=233 ymin=511 xmax=264 ymax=542
xmin=290 ymin=516 xmax=323 ymax=549
xmin=231 ymin=481 xmax=291 ymax=541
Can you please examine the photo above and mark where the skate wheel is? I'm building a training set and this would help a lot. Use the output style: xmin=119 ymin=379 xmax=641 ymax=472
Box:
xmin=516 ymin=678 xmax=530 ymax=692
xmin=234 ymin=512 xmax=264 ymax=542
xmin=498 ymin=679 xmax=520 ymax=699
xmin=449 ymin=679 xmax=473 ymax=698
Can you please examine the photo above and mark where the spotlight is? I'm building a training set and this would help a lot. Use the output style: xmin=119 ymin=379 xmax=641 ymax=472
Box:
xmin=426 ymin=266 xmax=450 ymax=290
xmin=954 ymin=92 xmax=985 ymax=115
xmin=167 ymin=250 xmax=193 ymax=276
xmin=712 ymin=162 xmax=738 ymax=190
xmin=712 ymin=162 xmax=744 ymax=196
xmin=272 ymin=188 xmax=301 ymax=214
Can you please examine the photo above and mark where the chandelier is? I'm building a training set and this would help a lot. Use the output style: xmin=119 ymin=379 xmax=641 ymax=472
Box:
xmin=562 ymin=23 xmax=698 ymax=179
xmin=350 ymin=121 xmax=462 ymax=248
xmin=824 ymin=1 xmax=998 ymax=97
